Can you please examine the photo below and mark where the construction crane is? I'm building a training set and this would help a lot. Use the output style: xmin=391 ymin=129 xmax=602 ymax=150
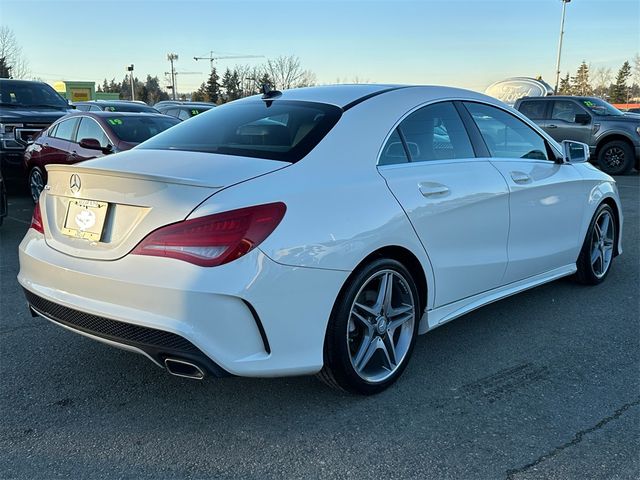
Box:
xmin=193 ymin=51 xmax=264 ymax=70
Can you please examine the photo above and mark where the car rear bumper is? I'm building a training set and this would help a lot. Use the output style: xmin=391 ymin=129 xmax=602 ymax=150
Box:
xmin=18 ymin=230 xmax=349 ymax=378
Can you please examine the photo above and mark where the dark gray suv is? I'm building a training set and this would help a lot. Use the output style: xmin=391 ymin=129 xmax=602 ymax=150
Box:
xmin=514 ymin=96 xmax=640 ymax=175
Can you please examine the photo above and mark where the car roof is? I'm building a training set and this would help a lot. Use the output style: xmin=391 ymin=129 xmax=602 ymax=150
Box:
xmin=518 ymin=96 xmax=600 ymax=102
xmin=64 ymin=111 xmax=175 ymax=119
xmin=234 ymin=84 xmax=505 ymax=110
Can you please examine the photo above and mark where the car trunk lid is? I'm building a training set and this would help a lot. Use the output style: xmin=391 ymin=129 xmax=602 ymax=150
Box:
xmin=42 ymin=149 xmax=288 ymax=260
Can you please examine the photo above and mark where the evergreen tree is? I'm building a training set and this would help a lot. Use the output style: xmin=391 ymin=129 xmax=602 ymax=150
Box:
xmin=571 ymin=61 xmax=592 ymax=96
xmin=205 ymin=67 xmax=220 ymax=104
xmin=0 ymin=57 xmax=12 ymax=78
xmin=558 ymin=73 xmax=572 ymax=95
xmin=221 ymin=68 xmax=235 ymax=102
xmin=610 ymin=61 xmax=632 ymax=103
xmin=192 ymin=82 xmax=208 ymax=102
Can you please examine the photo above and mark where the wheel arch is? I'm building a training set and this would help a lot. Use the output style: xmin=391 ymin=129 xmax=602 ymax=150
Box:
xmin=595 ymin=133 xmax=634 ymax=158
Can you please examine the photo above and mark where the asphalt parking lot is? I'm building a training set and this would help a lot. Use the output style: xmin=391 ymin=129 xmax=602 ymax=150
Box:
xmin=0 ymin=174 xmax=638 ymax=480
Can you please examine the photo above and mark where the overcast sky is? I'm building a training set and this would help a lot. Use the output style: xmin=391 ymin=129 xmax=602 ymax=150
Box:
xmin=2 ymin=0 xmax=638 ymax=94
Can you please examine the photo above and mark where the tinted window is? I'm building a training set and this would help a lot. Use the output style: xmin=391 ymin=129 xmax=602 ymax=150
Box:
xmin=105 ymin=115 xmax=179 ymax=143
xmin=102 ymin=103 xmax=158 ymax=113
xmin=465 ymin=102 xmax=549 ymax=161
xmin=551 ymin=101 xmax=586 ymax=123
xmin=75 ymin=104 xmax=90 ymax=111
xmin=0 ymin=80 xmax=68 ymax=108
xmin=139 ymin=100 xmax=342 ymax=163
xmin=164 ymin=108 xmax=179 ymax=117
xmin=53 ymin=118 xmax=79 ymax=141
xmin=379 ymin=129 xmax=408 ymax=165
xmin=89 ymin=105 xmax=102 ymax=112
xmin=397 ymin=102 xmax=474 ymax=162
xmin=76 ymin=117 xmax=110 ymax=148
xmin=518 ymin=100 xmax=547 ymax=120
xmin=177 ymin=109 xmax=191 ymax=121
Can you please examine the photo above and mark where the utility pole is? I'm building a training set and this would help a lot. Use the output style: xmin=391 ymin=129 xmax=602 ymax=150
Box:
xmin=127 ymin=64 xmax=135 ymax=101
xmin=554 ymin=0 xmax=571 ymax=94
xmin=167 ymin=53 xmax=178 ymax=100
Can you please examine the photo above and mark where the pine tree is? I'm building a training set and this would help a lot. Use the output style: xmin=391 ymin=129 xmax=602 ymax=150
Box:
xmin=205 ymin=67 xmax=220 ymax=104
xmin=558 ymin=73 xmax=572 ymax=95
xmin=221 ymin=68 xmax=235 ymax=103
xmin=571 ymin=61 xmax=592 ymax=96
xmin=192 ymin=82 xmax=208 ymax=102
xmin=610 ymin=61 xmax=632 ymax=103
xmin=0 ymin=57 xmax=12 ymax=78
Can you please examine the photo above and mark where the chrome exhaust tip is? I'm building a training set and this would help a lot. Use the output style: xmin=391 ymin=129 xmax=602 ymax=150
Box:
xmin=164 ymin=358 xmax=205 ymax=380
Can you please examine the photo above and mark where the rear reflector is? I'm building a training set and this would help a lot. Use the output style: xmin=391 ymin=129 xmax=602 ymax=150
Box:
xmin=132 ymin=202 xmax=286 ymax=267
xmin=30 ymin=202 xmax=44 ymax=234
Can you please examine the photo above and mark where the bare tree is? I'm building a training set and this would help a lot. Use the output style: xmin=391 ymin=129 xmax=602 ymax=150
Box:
xmin=0 ymin=26 xmax=29 ymax=78
xmin=264 ymin=55 xmax=315 ymax=90
xmin=592 ymin=66 xmax=613 ymax=99
xmin=633 ymin=53 xmax=640 ymax=87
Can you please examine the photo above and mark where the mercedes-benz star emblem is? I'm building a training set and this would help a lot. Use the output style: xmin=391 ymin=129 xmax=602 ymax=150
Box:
xmin=70 ymin=174 xmax=81 ymax=193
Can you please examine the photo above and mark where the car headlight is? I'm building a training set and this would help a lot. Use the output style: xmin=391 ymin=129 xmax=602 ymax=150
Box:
xmin=0 ymin=123 xmax=23 ymax=137
xmin=636 ymin=125 xmax=640 ymax=136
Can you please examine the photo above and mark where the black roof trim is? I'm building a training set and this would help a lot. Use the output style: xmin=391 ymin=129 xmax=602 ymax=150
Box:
xmin=342 ymin=86 xmax=412 ymax=112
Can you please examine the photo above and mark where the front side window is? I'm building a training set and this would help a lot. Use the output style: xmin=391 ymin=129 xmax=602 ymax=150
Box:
xmin=53 ymin=118 xmax=79 ymax=141
xmin=551 ymin=101 xmax=587 ymax=123
xmin=139 ymin=100 xmax=342 ymax=163
xmin=464 ymin=102 xmax=550 ymax=161
xmin=518 ymin=100 xmax=547 ymax=120
xmin=76 ymin=117 xmax=110 ymax=147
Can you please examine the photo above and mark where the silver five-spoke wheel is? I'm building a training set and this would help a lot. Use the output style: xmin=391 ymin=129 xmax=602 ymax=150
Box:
xmin=348 ymin=270 xmax=416 ymax=382
xmin=590 ymin=209 xmax=614 ymax=279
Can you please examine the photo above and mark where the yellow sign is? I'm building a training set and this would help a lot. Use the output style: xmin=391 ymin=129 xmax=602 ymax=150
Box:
xmin=70 ymin=89 xmax=91 ymax=102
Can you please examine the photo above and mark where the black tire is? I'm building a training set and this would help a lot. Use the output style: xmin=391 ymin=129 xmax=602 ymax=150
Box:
xmin=28 ymin=167 xmax=45 ymax=204
xmin=597 ymin=140 xmax=634 ymax=175
xmin=575 ymin=204 xmax=616 ymax=285
xmin=318 ymin=258 xmax=421 ymax=395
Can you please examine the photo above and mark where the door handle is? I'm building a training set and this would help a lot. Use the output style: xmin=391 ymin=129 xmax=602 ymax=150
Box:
xmin=69 ymin=151 xmax=77 ymax=157
xmin=510 ymin=171 xmax=531 ymax=184
xmin=547 ymin=124 xmax=558 ymax=129
xmin=419 ymin=182 xmax=449 ymax=197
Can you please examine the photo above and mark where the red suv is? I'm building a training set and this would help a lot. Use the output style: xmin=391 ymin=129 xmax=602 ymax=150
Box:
xmin=24 ymin=111 xmax=179 ymax=202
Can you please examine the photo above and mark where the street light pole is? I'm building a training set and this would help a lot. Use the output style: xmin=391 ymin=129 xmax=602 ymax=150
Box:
xmin=167 ymin=53 xmax=178 ymax=100
xmin=554 ymin=0 xmax=571 ymax=94
xmin=127 ymin=64 xmax=135 ymax=101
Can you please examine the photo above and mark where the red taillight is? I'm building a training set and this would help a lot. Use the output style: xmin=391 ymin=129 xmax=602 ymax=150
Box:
xmin=132 ymin=202 xmax=286 ymax=267
xmin=30 ymin=202 xmax=44 ymax=234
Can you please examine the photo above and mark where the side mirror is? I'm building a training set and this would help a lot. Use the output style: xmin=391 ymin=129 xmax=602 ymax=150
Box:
xmin=562 ymin=140 xmax=590 ymax=164
xmin=79 ymin=138 xmax=103 ymax=151
xmin=574 ymin=113 xmax=591 ymax=125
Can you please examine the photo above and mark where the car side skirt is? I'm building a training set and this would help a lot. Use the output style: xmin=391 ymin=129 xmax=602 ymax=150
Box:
xmin=420 ymin=264 xmax=577 ymax=334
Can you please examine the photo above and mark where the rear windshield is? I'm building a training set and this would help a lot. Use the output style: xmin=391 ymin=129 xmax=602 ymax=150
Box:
xmin=106 ymin=116 xmax=179 ymax=143
xmin=138 ymin=100 xmax=342 ymax=162
xmin=102 ymin=103 xmax=158 ymax=113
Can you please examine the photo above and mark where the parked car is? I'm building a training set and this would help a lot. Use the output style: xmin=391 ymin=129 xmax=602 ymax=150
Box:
xmin=156 ymin=102 xmax=215 ymax=121
xmin=19 ymin=85 xmax=622 ymax=394
xmin=24 ymin=111 xmax=179 ymax=202
xmin=73 ymin=100 xmax=159 ymax=114
xmin=514 ymin=96 xmax=640 ymax=175
xmin=153 ymin=100 xmax=181 ymax=109
xmin=0 ymin=167 xmax=7 ymax=226
xmin=1 ymin=79 xmax=71 ymax=180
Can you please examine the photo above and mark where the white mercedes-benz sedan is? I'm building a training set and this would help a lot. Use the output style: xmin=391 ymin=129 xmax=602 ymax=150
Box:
xmin=18 ymin=85 xmax=623 ymax=394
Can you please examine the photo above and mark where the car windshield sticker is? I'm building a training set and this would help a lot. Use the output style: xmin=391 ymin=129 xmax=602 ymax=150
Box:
xmin=583 ymin=101 xmax=595 ymax=107
xmin=107 ymin=118 xmax=123 ymax=126
xmin=105 ymin=106 xmax=116 ymax=111
xmin=191 ymin=109 xmax=200 ymax=116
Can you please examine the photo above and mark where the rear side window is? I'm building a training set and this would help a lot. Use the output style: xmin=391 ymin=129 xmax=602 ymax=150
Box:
xmin=139 ymin=100 xmax=342 ymax=163
xmin=177 ymin=109 xmax=191 ymax=121
xmin=464 ymin=102 xmax=550 ymax=161
xmin=379 ymin=129 xmax=408 ymax=165
xmin=394 ymin=101 xmax=475 ymax=163
xmin=518 ymin=100 xmax=547 ymax=120
xmin=53 ymin=118 xmax=79 ymax=141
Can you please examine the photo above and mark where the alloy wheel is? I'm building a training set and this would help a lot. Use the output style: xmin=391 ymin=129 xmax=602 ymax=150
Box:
xmin=590 ymin=210 xmax=615 ymax=278
xmin=29 ymin=169 xmax=44 ymax=203
xmin=347 ymin=269 xmax=416 ymax=383
xmin=603 ymin=147 xmax=625 ymax=169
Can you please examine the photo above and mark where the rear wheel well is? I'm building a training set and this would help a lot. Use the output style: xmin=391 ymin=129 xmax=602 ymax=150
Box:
xmin=600 ymin=197 xmax=621 ymax=256
xmin=353 ymin=246 xmax=428 ymax=313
